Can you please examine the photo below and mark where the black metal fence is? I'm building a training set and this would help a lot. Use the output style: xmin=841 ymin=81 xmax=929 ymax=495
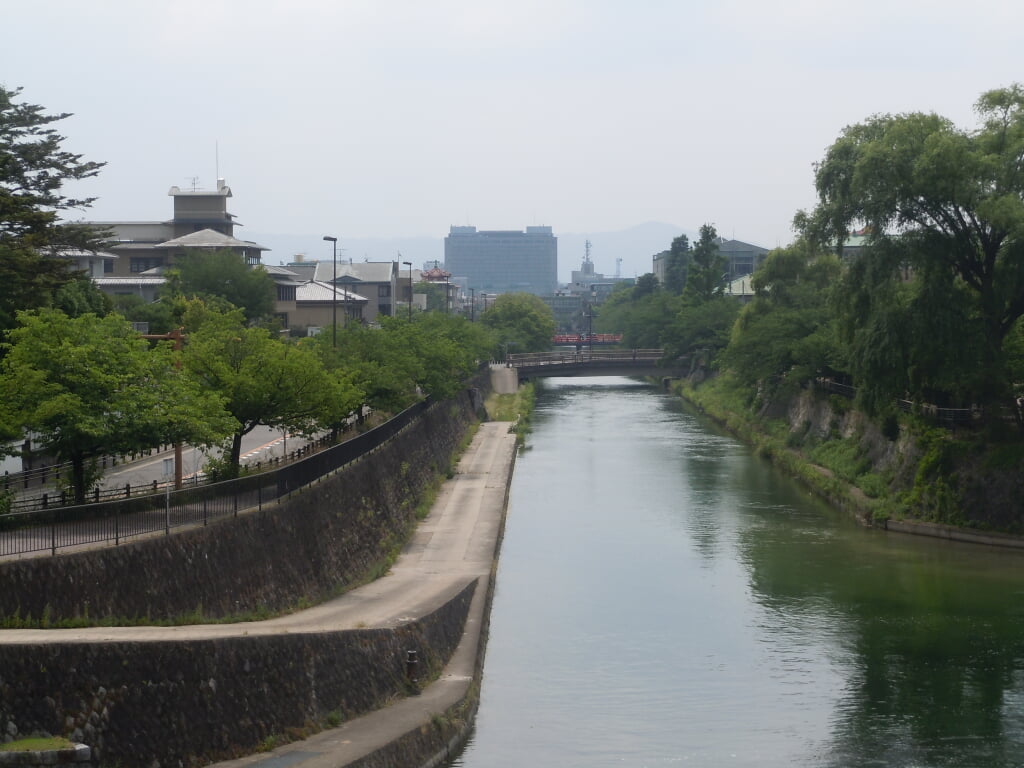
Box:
xmin=0 ymin=400 xmax=432 ymax=558
xmin=815 ymin=378 xmax=976 ymax=425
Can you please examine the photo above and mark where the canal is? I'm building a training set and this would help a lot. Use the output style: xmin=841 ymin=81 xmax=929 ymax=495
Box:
xmin=450 ymin=377 xmax=1024 ymax=767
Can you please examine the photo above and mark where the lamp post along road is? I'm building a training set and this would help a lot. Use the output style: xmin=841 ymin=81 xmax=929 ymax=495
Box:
xmin=323 ymin=235 xmax=338 ymax=347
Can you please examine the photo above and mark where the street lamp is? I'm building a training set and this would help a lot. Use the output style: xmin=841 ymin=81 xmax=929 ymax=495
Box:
xmin=323 ymin=235 xmax=338 ymax=347
xmin=402 ymin=260 xmax=413 ymax=321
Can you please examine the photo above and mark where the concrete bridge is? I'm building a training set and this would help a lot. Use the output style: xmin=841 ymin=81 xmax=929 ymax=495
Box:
xmin=493 ymin=349 xmax=686 ymax=389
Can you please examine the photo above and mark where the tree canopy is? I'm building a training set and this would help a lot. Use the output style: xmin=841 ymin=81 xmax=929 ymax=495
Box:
xmin=0 ymin=86 xmax=105 ymax=245
xmin=798 ymin=83 xmax=1024 ymax=411
xmin=683 ymin=224 xmax=727 ymax=304
xmin=480 ymin=292 xmax=556 ymax=353
xmin=164 ymin=248 xmax=276 ymax=324
xmin=0 ymin=309 xmax=233 ymax=501
xmin=181 ymin=306 xmax=354 ymax=471
xmin=0 ymin=87 xmax=109 ymax=340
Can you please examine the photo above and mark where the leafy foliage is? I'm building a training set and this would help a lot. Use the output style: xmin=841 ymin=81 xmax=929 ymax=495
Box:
xmin=662 ymin=235 xmax=689 ymax=293
xmin=481 ymin=292 xmax=556 ymax=353
xmin=683 ymin=224 xmax=727 ymax=304
xmin=0 ymin=88 xmax=109 ymax=339
xmin=597 ymin=284 xmax=680 ymax=349
xmin=723 ymin=241 xmax=843 ymax=390
xmin=164 ymin=248 xmax=276 ymax=323
xmin=181 ymin=306 xmax=354 ymax=468
xmin=0 ymin=309 xmax=233 ymax=501
xmin=0 ymin=86 xmax=105 ymax=245
xmin=798 ymin=83 xmax=1024 ymax=413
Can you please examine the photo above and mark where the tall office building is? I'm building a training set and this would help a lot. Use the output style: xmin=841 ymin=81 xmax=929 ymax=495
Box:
xmin=444 ymin=225 xmax=557 ymax=296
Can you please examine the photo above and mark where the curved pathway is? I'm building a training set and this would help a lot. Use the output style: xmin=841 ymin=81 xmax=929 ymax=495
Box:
xmin=1 ymin=421 xmax=519 ymax=767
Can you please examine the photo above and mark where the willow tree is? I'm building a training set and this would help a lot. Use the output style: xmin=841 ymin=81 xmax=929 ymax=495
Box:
xmin=798 ymin=84 xmax=1024 ymax=413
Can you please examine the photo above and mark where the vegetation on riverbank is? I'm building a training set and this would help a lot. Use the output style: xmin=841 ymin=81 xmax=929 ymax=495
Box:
xmin=485 ymin=382 xmax=535 ymax=445
xmin=675 ymin=373 xmax=1024 ymax=535
xmin=0 ymin=737 xmax=75 ymax=752
xmin=587 ymin=85 xmax=1024 ymax=537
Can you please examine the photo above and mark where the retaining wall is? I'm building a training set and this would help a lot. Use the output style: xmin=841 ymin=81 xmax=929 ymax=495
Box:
xmin=0 ymin=386 xmax=489 ymax=767
xmin=0 ymin=391 xmax=484 ymax=624
xmin=0 ymin=581 xmax=476 ymax=768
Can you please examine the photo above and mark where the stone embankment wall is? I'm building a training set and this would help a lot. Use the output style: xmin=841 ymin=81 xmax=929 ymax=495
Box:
xmin=0 ymin=386 xmax=488 ymax=767
xmin=0 ymin=581 xmax=476 ymax=768
xmin=0 ymin=391 xmax=483 ymax=624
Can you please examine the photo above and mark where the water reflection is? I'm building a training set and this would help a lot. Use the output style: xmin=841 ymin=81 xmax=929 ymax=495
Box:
xmin=452 ymin=378 xmax=1024 ymax=767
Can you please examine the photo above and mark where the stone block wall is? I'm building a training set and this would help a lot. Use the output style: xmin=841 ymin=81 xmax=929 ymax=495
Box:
xmin=0 ymin=384 xmax=490 ymax=767
xmin=0 ymin=390 xmax=484 ymax=624
xmin=0 ymin=581 xmax=476 ymax=767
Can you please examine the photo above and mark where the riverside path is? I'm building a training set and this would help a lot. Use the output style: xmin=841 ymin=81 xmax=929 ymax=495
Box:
xmin=0 ymin=420 xmax=519 ymax=768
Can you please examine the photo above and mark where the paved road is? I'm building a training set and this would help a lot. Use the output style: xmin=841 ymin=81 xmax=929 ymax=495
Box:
xmin=1 ymin=421 xmax=518 ymax=767
xmin=6 ymin=425 xmax=317 ymax=502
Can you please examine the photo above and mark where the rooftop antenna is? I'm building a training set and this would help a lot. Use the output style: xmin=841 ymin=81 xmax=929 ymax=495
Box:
xmin=187 ymin=176 xmax=200 ymax=191
xmin=215 ymin=140 xmax=219 ymax=180
xmin=584 ymin=239 xmax=592 ymax=264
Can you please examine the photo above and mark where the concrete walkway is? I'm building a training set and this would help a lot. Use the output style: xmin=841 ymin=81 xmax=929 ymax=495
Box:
xmin=1 ymin=421 xmax=519 ymax=767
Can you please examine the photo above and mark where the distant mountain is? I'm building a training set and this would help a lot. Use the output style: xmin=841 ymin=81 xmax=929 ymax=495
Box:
xmin=248 ymin=221 xmax=693 ymax=285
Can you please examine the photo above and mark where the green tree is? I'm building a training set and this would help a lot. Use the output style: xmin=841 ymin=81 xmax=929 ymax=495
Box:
xmin=315 ymin=321 xmax=421 ymax=414
xmin=397 ymin=313 xmax=495 ymax=399
xmin=414 ymin=281 xmax=448 ymax=312
xmin=0 ymin=244 xmax=77 ymax=337
xmin=165 ymin=248 xmax=276 ymax=323
xmin=596 ymin=283 xmax=679 ymax=349
xmin=665 ymin=297 xmax=739 ymax=366
xmin=683 ymin=224 xmax=727 ymax=304
xmin=0 ymin=88 xmax=109 ymax=338
xmin=182 ymin=307 xmax=353 ymax=470
xmin=53 ymin=274 xmax=112 ymax=318
xmin=722 ymin=242 xmax=843 ymax=390
xmin=110 ymin=294 xmax=175 ymax=334
xmin=633 ymin=272 xmax=659 ymax=299
xmin=799 ymin=83 xmax=1024 ymax=413
xmin=0 ymin=309 xmax=233 ymax=501
xmin=663 ymin=235 xmax=690 ymax=293
xmin=481 ymin=293 xmax=556 ymax=353
xmin=0 ymin=86 xmax=105 ymax=245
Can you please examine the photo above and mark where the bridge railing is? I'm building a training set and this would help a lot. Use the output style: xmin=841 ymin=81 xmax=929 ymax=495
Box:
xmin=508 ymin=349 xmax=665 ymax=367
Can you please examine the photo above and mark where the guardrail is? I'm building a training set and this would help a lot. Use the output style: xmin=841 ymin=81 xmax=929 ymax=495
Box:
xmin=0 ymin=400 xmax=432 ymax=558
xmin=508 ymin=349 xmax=665 ymax=366
xmin=4 ymin=436 xmax=333 ymax=514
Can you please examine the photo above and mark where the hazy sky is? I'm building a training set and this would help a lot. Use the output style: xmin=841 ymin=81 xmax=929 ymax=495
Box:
xmin=4 ymin=0 xmax=1022 ymax=253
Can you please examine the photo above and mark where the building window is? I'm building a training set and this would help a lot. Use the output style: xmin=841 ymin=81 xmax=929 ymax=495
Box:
xmin=130 ymin=257 xmax=163 ymax=273
xmin=104 ymin=260 xmax=114 ymax=274
xmin=378 ymin=284 xmax=391 ymax=298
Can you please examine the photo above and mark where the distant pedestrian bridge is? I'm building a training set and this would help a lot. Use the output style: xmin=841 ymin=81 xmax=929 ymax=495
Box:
xmin=507 ymin=349 xmax=685 ymax=381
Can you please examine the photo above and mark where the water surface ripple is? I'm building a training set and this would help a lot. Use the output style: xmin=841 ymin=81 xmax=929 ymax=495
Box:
xmin=450 ymin=378 xmax=1024 ymax=767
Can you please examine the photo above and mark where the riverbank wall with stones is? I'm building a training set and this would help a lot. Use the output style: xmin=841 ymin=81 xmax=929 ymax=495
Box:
xmin=0 ymin=580 xmax=476 ymax=767
xmin=0 ymin=388 xmax=485 ymax=624
xmin=0 ymin=384 xmax=490 ymax=767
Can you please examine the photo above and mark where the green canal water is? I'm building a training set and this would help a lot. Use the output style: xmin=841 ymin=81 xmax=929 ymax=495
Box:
xmin=449 ymin=377 xmax=1024 ymax=767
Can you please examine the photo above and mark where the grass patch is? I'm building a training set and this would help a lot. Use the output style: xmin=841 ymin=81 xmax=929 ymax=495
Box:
xmin=0 ymin=737 xmax=75 ymax=752
xmin=486 ymin=382 xmax=535 ymax=444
